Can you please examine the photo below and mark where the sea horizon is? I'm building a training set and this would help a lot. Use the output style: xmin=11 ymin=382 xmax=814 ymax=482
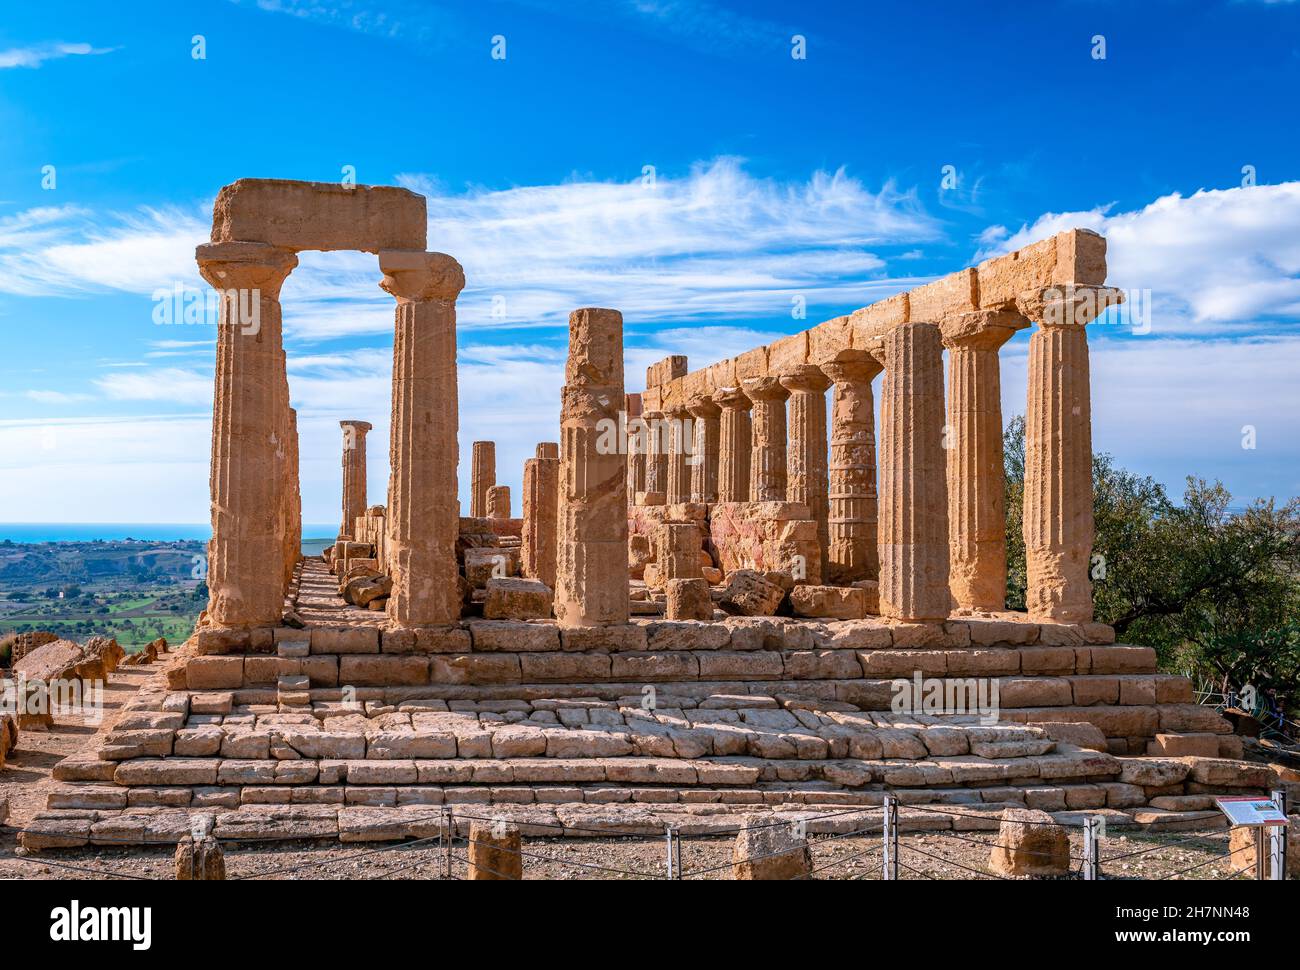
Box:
xmin=0 ymin=523 xmax=340 ymax=543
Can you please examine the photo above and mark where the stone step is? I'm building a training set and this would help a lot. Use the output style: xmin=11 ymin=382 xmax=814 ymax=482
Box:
xmin=100 ymin=698 xmax=1077 ymax=766
xmin=72 ymin=743 xmax=1124 ymax=792
xmin=191 ymin=616 xmax=1126 ymax=661
xmin=19 ymin=799 xmax=1227 ymax=850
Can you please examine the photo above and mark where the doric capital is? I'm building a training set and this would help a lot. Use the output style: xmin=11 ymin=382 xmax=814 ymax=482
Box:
xmin=379 ymin=250 xmax=465 ymax=303
xmin=1016 ymin=284 xmax=1124 ymax=329
xmin=196 ymin=241 xmax=298 ymax=294
xmin=712 ymin=385 xmax=751 ymax=410
xmin=740 ymin=376 xmax=789 ymax=403
xmin=819 ymin=349 xmax=882 ymax=386
xmin=940 ymin=309 xmax=1024 ymax=351
xmin=778 ymin=363 xmax=831 ymax=395
xmin=686 ymin=394 xmax=721 ymax=419
xmin=340 ymin=420 xmax=373 ymax=434
xmin=665 ymin=402 xmax=692 ymax=419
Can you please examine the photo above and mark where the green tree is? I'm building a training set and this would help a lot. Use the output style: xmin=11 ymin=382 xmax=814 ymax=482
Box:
xmin=1003 ymin=417 xmax=1300 ymax=718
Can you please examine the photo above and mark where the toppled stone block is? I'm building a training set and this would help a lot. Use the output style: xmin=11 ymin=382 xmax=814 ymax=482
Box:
xmin=665 ymin=578 xmax=712 ymax=622
xmin=344 ymin=574 xmax=392 ymax=607
xmin=483 ymin=577 xmax=553 ymax=620
xmin=464 ymin=547 xmax=519 ymax=589
xmin=789 ymin=585 xmax=868 ymax=620
xmin=718 ymin=570 xmax=785 ymax=617
xmin=732 ymin=814 xmax=811 ymax=880
xmin=467 ymin=818 xmax=523 ymax=880
xmin=988 ymin=808 xmax=1070 ymax=877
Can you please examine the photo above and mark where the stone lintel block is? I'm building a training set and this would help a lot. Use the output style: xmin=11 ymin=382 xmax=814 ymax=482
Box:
xmin=907 ymin=267 xmax=977 ymax=322
xmin=848 ymin=292 xmax=909 ymax=344
xmin=210 ymin=178 xmax=426 ymax=253
xmin=766 ymin=331 xmax=809 ymax=375
xmin=807 ymin=315 xmax=853 ymax=367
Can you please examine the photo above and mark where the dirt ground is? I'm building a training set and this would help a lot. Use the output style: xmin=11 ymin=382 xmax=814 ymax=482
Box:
xmin=0 ymin=666 xmax=1254 ymax=882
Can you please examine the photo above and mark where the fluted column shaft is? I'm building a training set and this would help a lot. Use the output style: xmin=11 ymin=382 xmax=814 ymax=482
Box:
xmin=523 ymin=456 xmax=559 ymax=590
xmin=878 ymin=322 xmax=950 ymax=621
xmin=943 ymin=317 xmax=1016 ymax=612
xmin=1016 ymin=285 xmax=1120 ymax=623
xmin=555 ymin=308 xmax=629 ymax=627
xmin=686 ymin=396 xmax=721 ymax=503
xmin=713 ymin=386 xmax=751 ymax=503
xmin=665 ymin=405 xmax=692 ymax=505
xmin=624 ymin=395 xmax=645 ymax=498
xmin=381 ymin=250 xmax=465 ymax=627
xmin=470 ymin=441 xmax=496 ymax=518
xmin=742 ymin=377 xmax=789 ymax=502
xmin=339 ymin=420 xmax=372 ymax=540
xmin=780 ymin=365 xmax=831 ymax=577
xmin=642 ymin=409 xmax=667 ymax=496
xmin=822 ymin=352 xmax=882 ymax=584
xmin=285 ymin=406 xmax=301 ymax=591
xmin=198 ymin=241 xmax=297 ymax=628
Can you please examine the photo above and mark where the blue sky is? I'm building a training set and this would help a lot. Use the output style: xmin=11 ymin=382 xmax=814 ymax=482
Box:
xmin=1 ymin=0 xmax=1298 ymax=526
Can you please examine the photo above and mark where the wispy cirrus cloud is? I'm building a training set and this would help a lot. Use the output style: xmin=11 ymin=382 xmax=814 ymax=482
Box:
xmin=0 ymin=42 xmax=116 ymax=69
xmin=0 ymin=158 xmax=940 ymax=339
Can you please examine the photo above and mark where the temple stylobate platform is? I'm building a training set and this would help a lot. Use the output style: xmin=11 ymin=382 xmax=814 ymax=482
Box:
xmin=24 ymin=178 xmax=1278 ymax=851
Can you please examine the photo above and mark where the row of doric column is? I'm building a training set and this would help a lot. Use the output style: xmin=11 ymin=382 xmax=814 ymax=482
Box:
xmin=626 ymin=287 xmax=1118 ymax=624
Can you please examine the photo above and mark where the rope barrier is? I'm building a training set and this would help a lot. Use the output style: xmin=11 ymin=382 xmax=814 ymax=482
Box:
xmin=901 ymin=842 xmax=1010 ymax=880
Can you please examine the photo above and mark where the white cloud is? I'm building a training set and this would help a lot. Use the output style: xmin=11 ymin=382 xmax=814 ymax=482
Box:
xmin=978 ymin=182 xmax=1300 ymax=336
xmin=0 ymin=42 xmax=115 ymax=70
xmin=25 ymin=389 xmax=93 ymax=404
xmin=0 ymin=159 xmax=939 ymax=343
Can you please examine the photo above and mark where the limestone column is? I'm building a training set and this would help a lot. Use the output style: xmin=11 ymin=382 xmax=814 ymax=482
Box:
xmin=198 ymin=241 xmax=297 ymax=628
xmin=821 ymin=352 xmax=882 ymax=585
xmin=714 ymin=386 xmax=751 ymax=503
xmin=523 ymin=456 xmax=559 ymax=590
xmin=487 ymin=484 xmax=511 ymax=519
xmin=554 ymin=307 xmax=629 ymax=628
xmin=780 ymin=364 xmax=832 ymax=577
xmin=624 ymin=394 xmax=645 ymax=498
xmin=286 ymin=406 xmax=302 ymax=589
xmin=878 ymin=322 xmax=950 ymax=622
xmin=642 ymin=409 xmax=667 ymax=496
xmin=277 ymin=352 xmax=293 ymax=593
xmin=942 ymin=312 xmax=1019 ymax=612
xmin=338 ymin=420 xmax=372 ymax=540
xmin=380 ymin=250 xmax=465 ymax=628
xmin=665 ymin=404 xmax=692 ymax=505
xmin=536 ymin=441 xmax=559 ymax=461
xmin=470 ymin=441 xmax=496 ymax=518
xmin=686 ymin=395 xmax=721 ymax=504
xmin=1016 ymin=285 xmax=1122 ymax=623
xmin=741 ymin=377 xmax=788 ymax=502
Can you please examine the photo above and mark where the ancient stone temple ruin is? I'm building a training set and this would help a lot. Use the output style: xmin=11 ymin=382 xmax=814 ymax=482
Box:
xmin=25 ymin=179 xmax=1273 ymax=849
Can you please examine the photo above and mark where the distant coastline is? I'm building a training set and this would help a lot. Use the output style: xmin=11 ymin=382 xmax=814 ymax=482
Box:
xmin=0 ymin=524 xmax=339 ymax=544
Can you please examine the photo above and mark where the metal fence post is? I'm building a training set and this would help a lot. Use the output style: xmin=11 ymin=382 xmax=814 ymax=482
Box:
xmin=1082 ymin=815 xmax=1102 ymax=880
xmin=882 ymin=795 xmax=898 ymax=880
xmin=665 ymin=826 xmax=676 ymax=880
xmin=442 ymin=807 xmax=453 ymax=880
xmin=1269 ymin=789 xmax=1288 ymax=881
